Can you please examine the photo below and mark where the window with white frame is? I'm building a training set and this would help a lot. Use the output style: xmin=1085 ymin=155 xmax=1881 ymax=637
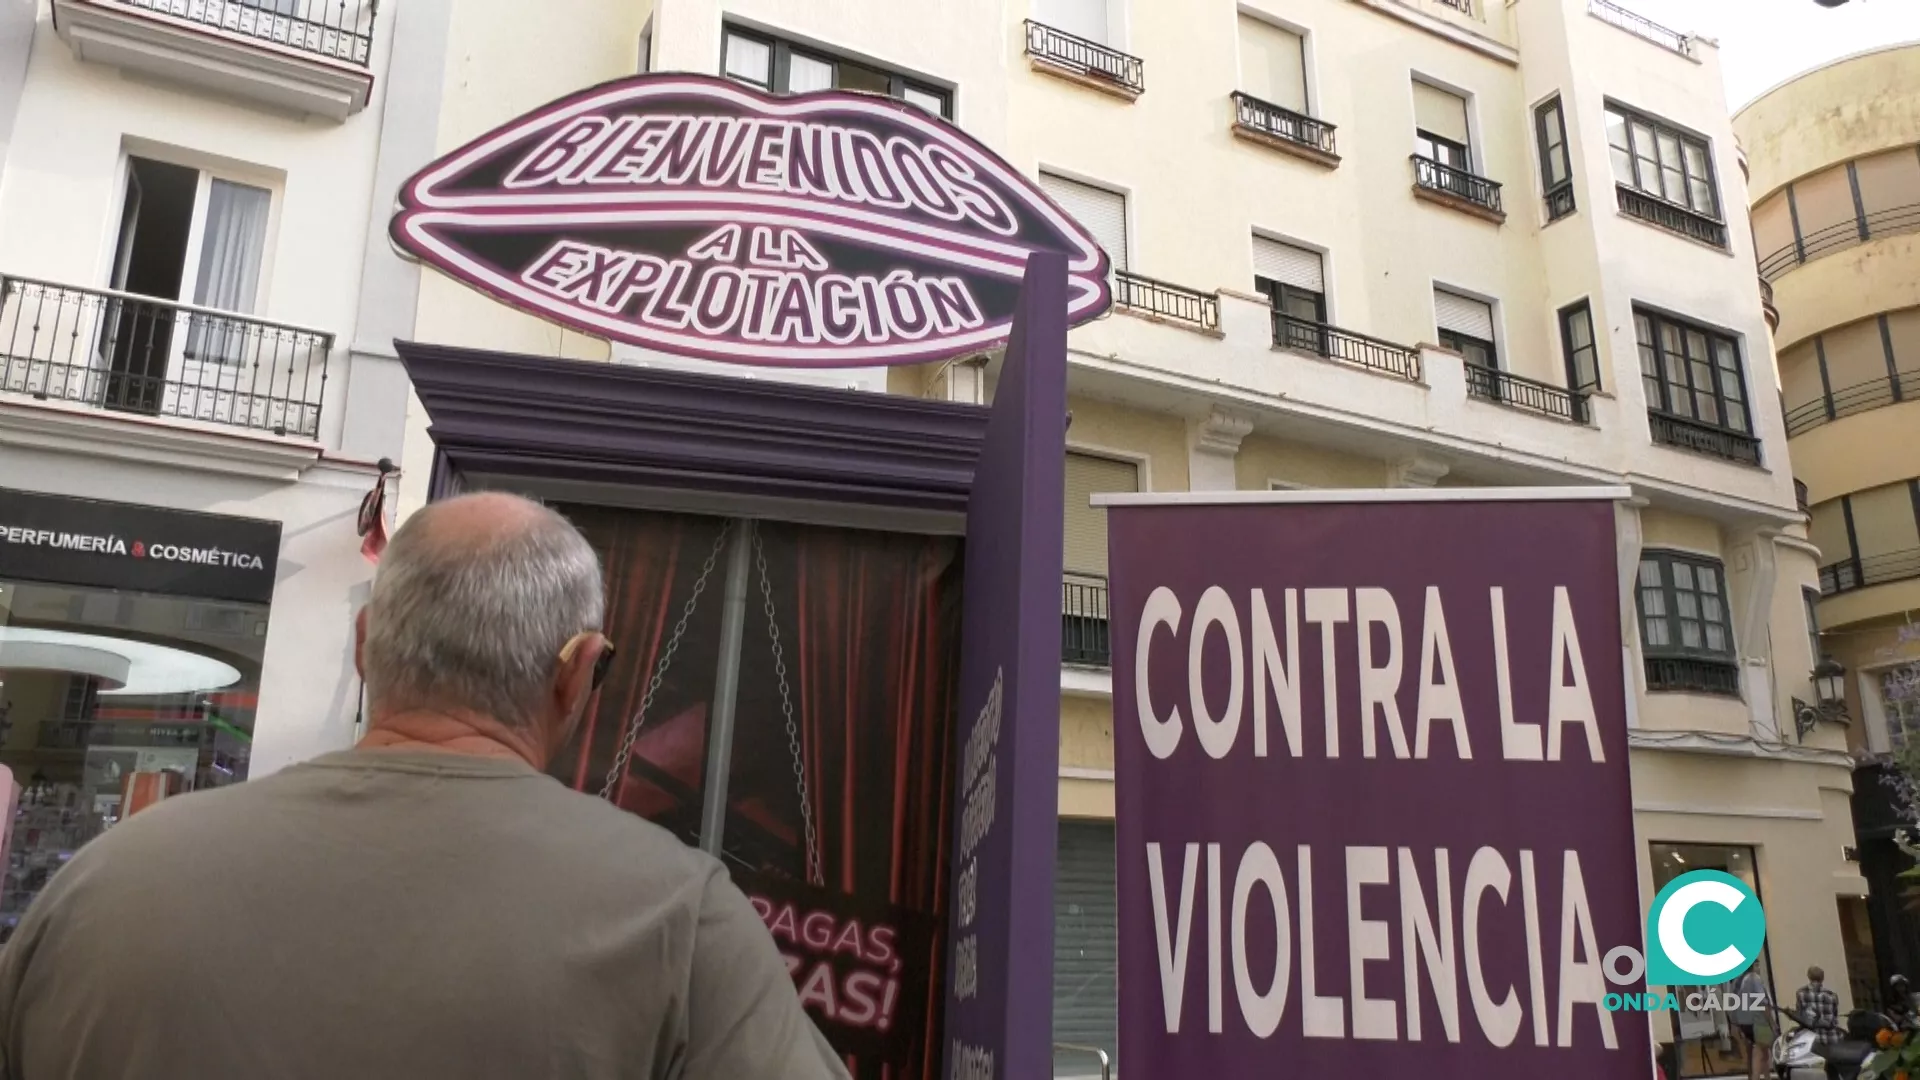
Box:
xmin=1040 ymin=173 xmax=1127 ymax=273
xmin=1885 ymin=665 xmax=1920 ymax=750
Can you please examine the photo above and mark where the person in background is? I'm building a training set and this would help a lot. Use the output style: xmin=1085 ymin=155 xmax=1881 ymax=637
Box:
xmin=1797 ymin=966 xmax=1846 ymax=1080
xmin=0 ymin=492 xmax=847 ymax=1080
xmin=1729 ymin=966 xmax=1771 ymax=1080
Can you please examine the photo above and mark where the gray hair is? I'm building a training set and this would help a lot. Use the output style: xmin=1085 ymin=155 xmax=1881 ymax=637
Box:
xmin=362 ymin=494 xmax=605 ymax=729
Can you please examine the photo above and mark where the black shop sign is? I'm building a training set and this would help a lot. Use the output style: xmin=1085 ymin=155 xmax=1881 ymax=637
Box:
xmin=0 ymin=488 xmax=281 ymax=605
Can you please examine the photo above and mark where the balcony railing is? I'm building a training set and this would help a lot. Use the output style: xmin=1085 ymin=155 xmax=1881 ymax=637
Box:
xmin=1647 ymin=410 xmax=1761 ymax=465
xmin=0 ymin=274 xmax=331 ymax=439
xmin=1616 ymin=185 xmax=1729 ymax=248
xmin=1063 ymin=574 xmax=1111 ymax=667
xmin=1434 ymin=0 xmax=1474 ymax=12
xmin=1231 ymin=91 xmax=1337 ymax=157
xmin=1820 ymin=549 xmax=1920 ymax=597
xmin=1412 ymin=156 xmax=1503 ymax=216
xmin=1024 ymin=20 xmax=1143 ymax=95
xmin=1758 ymin=202 xmax=1920 ymax=282
xmin=1114 ymin=271 xmax=1219 ymax=332
xmin=1272 ymin=313 xmax=1422 ymax=382
xmin=1795 ymin=478 xmax=1809 ymax=513
xmin=1645 ymin=656 xmax=1741 ymax=696
xmin=1587 ymin=0 xmax=1693 ymax=57
xmin=109 ymin=0 xmax=376 ymax=66
xmin=1545 ymin=183 xmax=1577 ymax=223
xmin=1464 ymin=364 xmax=1591 ymax=424
xmin=1783 ymin=368 xmax=1918 ymax=436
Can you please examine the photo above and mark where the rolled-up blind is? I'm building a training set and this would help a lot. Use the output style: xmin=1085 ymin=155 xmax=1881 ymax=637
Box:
xmin=1777 ymin=339 xmax=1824 ymax=421
xmin=1034 ymin=0 xmax=1109 ymax=43
xmin=1238 ymin=15 xmax=1306 ymax=114
xmin=1252 ymin=236 xmax=1324 ymax=292
xmin=1042 ymin=173 xmax=1128 ymax=272
xmin=1413 ymin=81 xmax=1469 ymax=144
xmin=1064 ymin=451 xmax=1139 ymax=575
xmin=1434 ymin=289 xmax=1494 ymax=339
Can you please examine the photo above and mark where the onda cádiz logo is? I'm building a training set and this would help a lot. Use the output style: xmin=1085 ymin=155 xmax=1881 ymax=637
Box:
xmin=1602 ymin=870 xmax=1769 ymax=1013
xmin=390 ymin=73 xmax=1114 ymax=368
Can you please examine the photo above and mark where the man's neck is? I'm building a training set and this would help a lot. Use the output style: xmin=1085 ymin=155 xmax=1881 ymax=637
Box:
xmin=359 ymin=707 xmax=546 ymax=769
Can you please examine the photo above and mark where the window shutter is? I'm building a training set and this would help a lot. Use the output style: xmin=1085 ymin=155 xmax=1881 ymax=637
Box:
xmin=1237 ymin=15 xmax=1306 ymax=114
xmin=1791 ymin=164 xmax=1857 ymax=249
xmin=1820 ymin=319 xmax=1889 ymax=396
xmin=1750 ymin=192 xmax=1795 ymax=268
xmin=1064 ymin=451 xmax=1139 ymax=575
xmin=1034 ymin=0 xmax=1109 ymax=44
xmin=1886 ymin=308 xmax=1920 ymax=371
xmin=1852 ymin=149 xmax=1920 ymax=224
xmin=1412 ymin=82 xmax=1469 ymax=145
xmin=1051 ymin=820 xmax=1118 ymax=1071
xmin=1252 ymin=236 xmax=1323 ymax=292
xmin=1041 ymin=173 xmax=1128 ymax=272
xmin=1434 ymin=289 xmax=1494 ymax=339
xmin=1777 ymin=340 xmax=1825 ymax=422
xmin=1849 ymin=484 xmax=1920 ymax=561
xmin=1807 ymin=499 xmax=1851 ymax=568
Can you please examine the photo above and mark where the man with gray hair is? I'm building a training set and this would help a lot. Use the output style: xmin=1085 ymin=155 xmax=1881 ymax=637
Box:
xmin=0 ymin=492 xmax=847 ymax=1080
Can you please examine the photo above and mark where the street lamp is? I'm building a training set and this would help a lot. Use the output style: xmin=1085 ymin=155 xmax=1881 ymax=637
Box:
xmin=1794 ymin=656 xmax=1850 ymax=741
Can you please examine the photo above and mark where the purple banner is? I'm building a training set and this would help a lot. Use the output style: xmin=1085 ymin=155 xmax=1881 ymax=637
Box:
xmin=1109 ymin=495 xmax=1647 ymax=1079
xmin=940 ymin=252 xmax=1068 ymax=1080
xmin=391 ymin=74 xmax=1111 ymax=369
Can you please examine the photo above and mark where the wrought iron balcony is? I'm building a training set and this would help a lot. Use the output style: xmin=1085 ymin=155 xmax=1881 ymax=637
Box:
xmin=1644 ymin=656 xmax=1741 ymax=696
xmin=1024 ymin=20 xmax=1143 ymax=96
xmin=0 ymin=274 xmax=332 ymax=439
xmin=1434 ymin=0 xmax=1475 ymax=11
xmin=1545 ymin=183 xmax=1577 ymax=223
xmin=1647 ymin=410 xmax=1761 ymax=466
xmin=1062 ymin=574 xmax=1111 ymax=667
xmin=1114 ymin=271 xmax=1219 ymax=332
xmin=1820 ymin=549 xmax=1920 ymax=597
xmin=100 ymin=0 xmax=374 ymax=66
xmin=1464 ymin=364 xmax=1591 ymax=424
xmin=1272 ymin=312 xmax=1422 ymax=383
xmin=1759 ymin=201 xmax=1920 ymax=282
xmin=1411 ymin=156 xmax=1503 ymax=218
xmin=1230 ymin=91 xmax=1337 ymax=160
xmin=1783 ymin=368 xmax=1917 ymax=436
xmin=1587 ymin=0 xmax=1693 ymax=57
xmin=1795 ymin=478 xmax=1809 ymax=513
xmin=1616 ymin=185 xmax=1729 ymax=248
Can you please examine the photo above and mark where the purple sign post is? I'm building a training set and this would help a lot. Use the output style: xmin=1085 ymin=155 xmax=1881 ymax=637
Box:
xmin=941 ymin=252 xmax=1068 ymax=1080
xmin=1106 ymin=491 xmax=1648 ymax=1079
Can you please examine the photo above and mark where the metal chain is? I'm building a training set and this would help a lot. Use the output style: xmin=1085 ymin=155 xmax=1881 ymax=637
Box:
xmin=754 ymin=528 xmax=821 ymax=886
xmin=598 ymin=522 xmax=734 ymax=801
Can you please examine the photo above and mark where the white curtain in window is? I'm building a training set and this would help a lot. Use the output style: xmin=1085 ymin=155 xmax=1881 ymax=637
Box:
xmin=788 ymin=53 xmax=834 ymax=93
xmin=188 ymin=180 xmax=271 ymax=365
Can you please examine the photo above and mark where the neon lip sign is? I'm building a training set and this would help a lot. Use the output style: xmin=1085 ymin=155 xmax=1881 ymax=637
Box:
xmin=391 ymin=74 xmax=1113 ymax=368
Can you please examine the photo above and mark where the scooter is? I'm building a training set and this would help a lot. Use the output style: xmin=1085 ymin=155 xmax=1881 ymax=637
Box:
xmin=1771 ymin=1005 xmax=1824 ymax=1080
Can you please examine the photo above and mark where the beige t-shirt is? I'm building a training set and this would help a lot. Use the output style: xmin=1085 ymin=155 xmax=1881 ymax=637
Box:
xmin=0 ymin=749 xmax=849 ymax=1080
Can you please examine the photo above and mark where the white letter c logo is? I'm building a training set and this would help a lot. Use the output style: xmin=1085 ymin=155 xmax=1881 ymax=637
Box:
xmin=1657 ymin=879 xmax=1749 ymax=979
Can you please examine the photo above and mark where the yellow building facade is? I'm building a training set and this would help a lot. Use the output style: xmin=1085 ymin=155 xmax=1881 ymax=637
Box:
xmin=1737 ymin=42 xmax=1920 ymax=995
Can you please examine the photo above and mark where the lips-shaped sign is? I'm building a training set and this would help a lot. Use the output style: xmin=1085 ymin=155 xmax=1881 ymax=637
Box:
xmin=391 ymin=73 xmax=1111 ymax=368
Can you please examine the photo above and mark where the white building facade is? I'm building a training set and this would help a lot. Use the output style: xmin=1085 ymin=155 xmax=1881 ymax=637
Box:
xmin=0 ymin=0 xmax=460 ymax=932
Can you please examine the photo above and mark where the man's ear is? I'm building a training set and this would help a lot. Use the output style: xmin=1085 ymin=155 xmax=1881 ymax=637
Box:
xmin=354 ymin=607 xmax=369 ymax=681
